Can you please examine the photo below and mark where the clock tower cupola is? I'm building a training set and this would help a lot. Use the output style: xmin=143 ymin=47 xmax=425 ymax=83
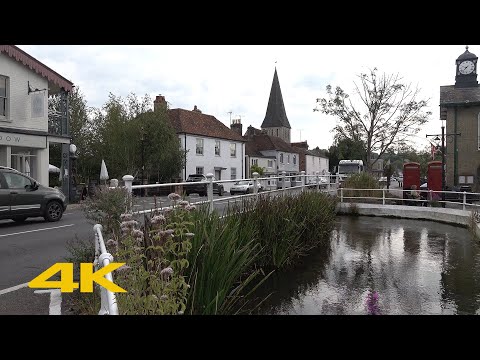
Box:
xmin=455 ymin=46 xmax=478 ymax=88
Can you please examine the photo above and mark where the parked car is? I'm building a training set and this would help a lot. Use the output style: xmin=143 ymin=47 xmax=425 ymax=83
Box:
xmin=184 ymin=174 xmax=224 ymax=196
xmin=0 ymin=166 xmax=67 ymax=222
xmin=230 ymin=180 xmax=264 ymax=195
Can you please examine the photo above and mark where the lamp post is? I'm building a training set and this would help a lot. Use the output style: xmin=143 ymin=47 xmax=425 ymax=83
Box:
xmin=426 ymin=125 xmax=460 ymax=208
xmin=141 ymin=126 xmax=145 ymax=197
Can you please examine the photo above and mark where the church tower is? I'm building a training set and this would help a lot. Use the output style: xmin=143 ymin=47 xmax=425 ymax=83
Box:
xmin=261 ymin=68 xmax=291 ymax=143
xmin=440 ymin=46 xmax=480 ymax=190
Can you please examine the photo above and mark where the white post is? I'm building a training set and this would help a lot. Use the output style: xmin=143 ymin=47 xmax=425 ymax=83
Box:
xmin=340 ymin=187 xmax=344 ymax=203
xmin=122 ymin=175 xmax=134 ymax=212
xmin=282 ymin=171 xmax=286 ymax=195
xmin=300 ymin=171 xmax=306 ymax=193
xmin=463 ymin=191 xmax=467 ymax=211
xmin=327 ymin=173 xmax=331 ymax=192
xmin=253 ymin=172 xmax=259 ymax=196
xmin=316 ymin=171 xmax=320 ymax=191
xmin=110 ymin=179 xmax=119 ymax=188
xmin=382 ymin=188 xmax=385 ymax=205
xmin=206 ymin=173 xmax=214 ymax=214
xmin=429 ymin=190 xmax=433 ymax=207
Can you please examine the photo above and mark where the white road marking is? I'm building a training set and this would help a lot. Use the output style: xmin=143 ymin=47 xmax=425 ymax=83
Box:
xmin=0 ymin=224 xmax=74 ymax=238
xmin=0 ymin=282 xmax=29 ymax=295
xmin=34 ymin=289 xmax=62 ymax=315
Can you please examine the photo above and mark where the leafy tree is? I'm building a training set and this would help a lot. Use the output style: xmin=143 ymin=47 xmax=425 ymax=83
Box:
xmin=315 ymin=68 xmax=431 ymax=172
xmin=250 ymin=164 xmax=265 ymax=176
xmin=327 ymin=136 xmax=366 ymax=172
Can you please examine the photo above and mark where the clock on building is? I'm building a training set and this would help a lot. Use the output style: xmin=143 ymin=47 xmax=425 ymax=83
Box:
xmin=455 ymin=46 xmax=478 ymax=88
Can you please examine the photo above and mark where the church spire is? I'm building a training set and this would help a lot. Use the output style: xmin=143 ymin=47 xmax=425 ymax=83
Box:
xmin=261 ymin=68 xmax=291 ymax=129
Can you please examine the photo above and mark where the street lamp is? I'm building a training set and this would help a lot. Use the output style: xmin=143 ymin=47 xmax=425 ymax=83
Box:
xmin=141 ymin=126 xmax=145 ymax=197
xmin=426 ymin=124 xmax=460 ymax=208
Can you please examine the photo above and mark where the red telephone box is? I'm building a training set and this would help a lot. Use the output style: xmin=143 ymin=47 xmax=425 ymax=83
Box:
xmin=403 ymin=162 xmax=420 ymax=198
xmin=427 ymin=161 xmax=442 ymax=192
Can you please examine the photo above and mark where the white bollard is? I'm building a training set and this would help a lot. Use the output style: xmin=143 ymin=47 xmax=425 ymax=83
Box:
xmin=206 ymin=173 xmax=214 ymax=214
xmin=122 ymin=175 xmax=134 ymax=212
xmin=301 ymin=171 xmax=306 ymax=193
xmin=253 ymin=172 xmax=259 ymax=196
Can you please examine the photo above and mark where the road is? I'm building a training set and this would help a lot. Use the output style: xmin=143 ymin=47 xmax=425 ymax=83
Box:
xmin=0 ymin=190 xmax=296 ymax=315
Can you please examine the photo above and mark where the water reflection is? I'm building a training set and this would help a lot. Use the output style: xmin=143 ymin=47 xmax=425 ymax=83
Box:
xmin=255 ymin=216 xmax=480 ymax=315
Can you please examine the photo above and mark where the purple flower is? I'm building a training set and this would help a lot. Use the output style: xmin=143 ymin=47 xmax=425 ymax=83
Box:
xmin=120 ymin=213 xmax=133 ymax=221
xmin=163 ymin=207 xmax=173 ymax=215
xmin=185 ymin=204 xmax=196 ymax=212
xmin=164 ymin=229 xmax=175 ymax=236
xmin=160 ymin=266 xmax=174 ymax=277
xmin=168 ymin=193 xmax=181 ymax=201
xmin=151 ymin=215 xmax=166 ymax=224
xmin=116 ymin=265 xmax=131 ymax=272
xmin=178 ymin=200 xmax=190 ymax=207
xmin=106 ymin=239 xmax=118 ymax=247
xmin=365 ymin=290 xmax=380 ymax=315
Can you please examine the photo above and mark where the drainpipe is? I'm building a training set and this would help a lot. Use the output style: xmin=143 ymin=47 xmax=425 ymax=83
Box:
xmin=454 ymin=107 xmax=458 ymax=186
xmin=184 ymin=133 xmax=187 ymax=181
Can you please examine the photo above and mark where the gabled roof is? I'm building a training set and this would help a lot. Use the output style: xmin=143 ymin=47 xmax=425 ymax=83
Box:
xmin=0 ymin=45 xmax=73 ymax=92
xmin=168 ymin=108 xmax=245 ymax=142
xmin=440 ymin=85 xmax=480 ymax=106
xmin=245 ymin=141 xmax=264 ymax=157
xmin=261 ymin=68 xmax=291 ymax=129
xmin=248 ymin=134 xmax=298 ymax=154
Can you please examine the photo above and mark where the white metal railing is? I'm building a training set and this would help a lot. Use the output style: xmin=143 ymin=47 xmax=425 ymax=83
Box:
xmin=93 ymin=224 xmax=119 ymax=315
xmin=337 ymin=187 xmax=480 ymax=210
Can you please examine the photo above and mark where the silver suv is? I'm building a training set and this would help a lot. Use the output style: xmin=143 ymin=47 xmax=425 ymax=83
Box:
xmin=0 ymin=167 xmax=67 ymax=222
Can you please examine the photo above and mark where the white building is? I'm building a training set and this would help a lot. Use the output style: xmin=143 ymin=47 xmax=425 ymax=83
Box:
xmin=244 ymin=126 xmax=300 ymax=189
xmin=0 ymin=45 xmax=73 ymax=190
xmin=154 ymin=96 xmax=245 ymax=192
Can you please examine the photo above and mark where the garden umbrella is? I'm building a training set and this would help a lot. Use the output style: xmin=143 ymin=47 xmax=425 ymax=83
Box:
xmin=100 ymin=159 xmax=109 ymax=184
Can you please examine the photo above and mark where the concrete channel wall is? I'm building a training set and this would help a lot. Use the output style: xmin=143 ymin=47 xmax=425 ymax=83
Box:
xmin=336 ymin=203 xmax=480 ymax=238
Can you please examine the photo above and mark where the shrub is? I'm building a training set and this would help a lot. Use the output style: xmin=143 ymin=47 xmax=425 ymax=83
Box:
xmin=343 ymin=173 xmax=382 ymax=201
xmin=81 ymin=186 xmax=131 ymax=237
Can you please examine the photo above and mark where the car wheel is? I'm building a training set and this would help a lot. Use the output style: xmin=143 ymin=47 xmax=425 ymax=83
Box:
xmin=44 ymin=201 xmax=64 ymax=222
xmin=13 ymin=216 xmax=27 ymax=223
xmin=219 ymin=187 xmax=224 ymax=196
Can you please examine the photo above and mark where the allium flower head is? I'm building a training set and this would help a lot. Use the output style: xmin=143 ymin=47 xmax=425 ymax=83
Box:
xmin=116 ymin=265 xmax=131 ymax=272
xmin=164 ymin=229 xmax=175 ymax=236
xmin=106 ymin=239 xmax=118 ymax=247
xmin=185 ymin=205 xmax=196 ymax=212
xmin=178 ymin=200 xmax=190 ymax=207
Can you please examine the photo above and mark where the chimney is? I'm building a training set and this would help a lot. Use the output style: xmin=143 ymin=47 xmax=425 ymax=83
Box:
xmin=230 ymin=118 xmax=243 ymax=136
xmin=192 ymin=105 xmax=202 ymax=113
xmin=154 ymin=95 xmax=167 ymax=111
xmin=291 ymin=141 xmax=309 ymax=149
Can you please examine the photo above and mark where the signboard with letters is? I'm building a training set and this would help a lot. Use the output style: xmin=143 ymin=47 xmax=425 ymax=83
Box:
xmin=0 ymin=131 xmax=46 ymax=148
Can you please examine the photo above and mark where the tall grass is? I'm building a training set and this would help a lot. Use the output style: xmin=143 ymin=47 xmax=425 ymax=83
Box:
xmin=185 ymin=191 xmax=338 ymax=314
xmin=186 ymin=205 xmax=267 ymax=315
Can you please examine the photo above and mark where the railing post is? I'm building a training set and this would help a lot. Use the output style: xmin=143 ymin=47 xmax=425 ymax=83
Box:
xmin=382 ymin=188 xmax=385 ymax=205
xmin=300 ymin=170 xmax=306 ymax=193
xmin=327 ymin=173 xmax=331 ymax=192
xmin=463 ymin=191 xmax=467 ymax=211
xmin=340 ymin=187 xmax=344 ymax=203
xmin=253 ymin=172 xmax=259 ymax=196
xmin=282 ymin=171 xmax=286 ymax=195
xmin=429 ymin=190 xmax=433 ymax=207
xmin=206 ymin=173 xmax=214 ymax=214
xmin=122 ymin=175 xmax=134 ymax=212
xmin=316 ymin=171 xmax=320 ymax=191
xmin=110 ymin=179 xmax=119 ymax=188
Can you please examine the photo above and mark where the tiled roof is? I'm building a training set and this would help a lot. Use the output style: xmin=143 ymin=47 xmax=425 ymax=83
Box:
xmin=261 ymin=68 xmax=291 ymax=129
xmin=245 ymin=141 xmax=264 ymax=157
xmin=440 ymin=85 xmax=480 ymax=105
xmin=0 ymin=45 xmax=73 ymax=92
xmin=249 ymin=134 xmax=298 ymax=153
xmin=168 ymin=108 xmax=245 ymax=142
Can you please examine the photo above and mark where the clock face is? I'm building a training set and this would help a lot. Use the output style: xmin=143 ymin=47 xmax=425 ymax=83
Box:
xmin=459 ymin=60 xmax=475 ymax=75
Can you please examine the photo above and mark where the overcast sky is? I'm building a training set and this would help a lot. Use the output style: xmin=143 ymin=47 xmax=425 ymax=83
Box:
xmin=18 ymin=45 xmax=480 ymax=151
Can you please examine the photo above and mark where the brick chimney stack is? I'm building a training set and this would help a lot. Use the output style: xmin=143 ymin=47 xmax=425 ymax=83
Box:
xmin=230 ymin=118 xmax=243 ymax=136
xmin=192 ymin=105 xmax=202 ymax=113
xmin=154 ymin=95 xmax=167 ymax=111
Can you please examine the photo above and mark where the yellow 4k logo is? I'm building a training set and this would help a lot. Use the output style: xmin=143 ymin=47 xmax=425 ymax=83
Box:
xmin=28 ymin=263 xmax=127 ymax=293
